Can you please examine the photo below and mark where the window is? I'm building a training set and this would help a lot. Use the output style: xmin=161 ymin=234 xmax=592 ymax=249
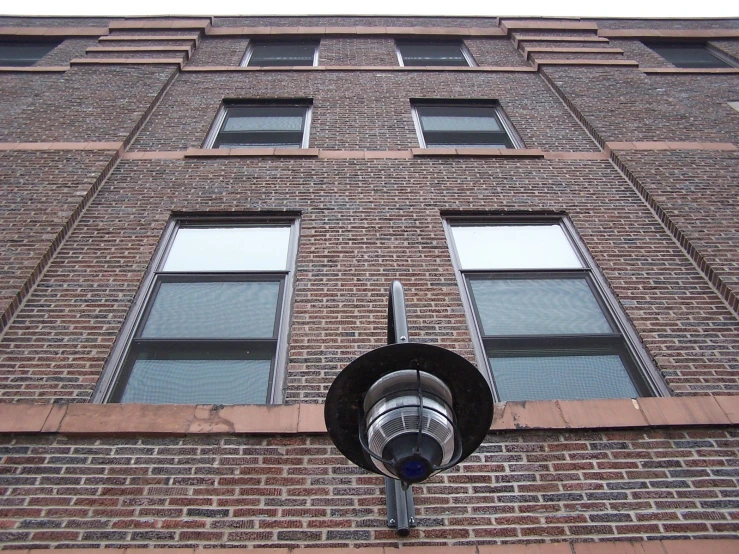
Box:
xmin=0 ymin=41 xmax=60 ymax=66
xmin=412 ymin=101 xmax=521 ymax=148
xmin=644 ymin=42 xmax=736 ymax=69
xmin=205 ymin=101 xmax=312 ymax=149
xmin=446 ymin=217 xmax=665 ymax=402
xmin=396 ymin=40 xmax=475 ymax=67
xmin=242 ymin=40 xmax=319 ymax=67
xmin=101 ymin=219 xmax=299 ymax=405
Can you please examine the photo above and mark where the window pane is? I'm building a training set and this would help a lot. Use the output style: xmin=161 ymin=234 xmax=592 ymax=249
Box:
xmin=120 ymin=357 xmax=271 ymax=404
xmin=141 ymin=281 xmax=280 ymax=339
xmin=470 ymin=278 xmax=612 ymax=336
xmin=163 ymin=227 xmax=291 ymax=271
xmin=421 ymin=115 xmax=502 ymax=132
xmin=249 ymin=42 xmax=316 ymax=65
xmin=0 ymin=42 xmax=58 ymax=66
xmin=452 ymin=225 xmax=582 ymax=270
xmin=399 ymin=43 xmax=467 ymax=66
xmin=489 ymin=354 xmax=638 ymax=401
xmin=216 ymin=137 xmax=303 ymax=148
xmin=649 ymin=45 xmax=731 ymax=68
xmin=223 ymin=115 xmax=304 ymax=132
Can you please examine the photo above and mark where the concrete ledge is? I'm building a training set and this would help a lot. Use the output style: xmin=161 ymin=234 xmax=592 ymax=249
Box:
xmin=524 ymin=47 xmax=624 ymax=59
xmin=0 ymin=26 xmax=108 ymax=37
xmin=0 ymin=141 xmax=123 ymax=151
xmin=543 ymin=151 xmax=609 ymax=160
xmin=99 ymin=33 xmax=200 ymax=42
xmin=412 ymin=147 xmax=545 ymax=158
xmin=534 ymin=59 xmax=639 ymax=69
xmin=606 ymin=141 xmax=737 ymax=152
xmin=641 ymin=68 xmax=739 ymax=74
xmin=501 ymin=20 xmax=599 ymax=33
xmin=109 ymin=19 xmax=211 ymax=31
xmin=182 ymin=65 xmax=536 ymax=73
xmin=599 ymin=29 xmax=739 ymax=39
xmin=0 ymin=396 xmax=737 ymax=437
xmin=70 ymin=57 xmax=184 ymax=66
xmin=513 ymin=35 xmax=610 ymax=47
xmin=0 ymin=66 xmax=68 ymax=72
xmin=122 ymin=149 xmax=613 ymax=161
xmin=205 ymin=25 xmax=507 ymax=37
xmin=184 ymin=147 xmax=319 ymax=158
xmin=87 ymin=46 xmax=193 ymax=58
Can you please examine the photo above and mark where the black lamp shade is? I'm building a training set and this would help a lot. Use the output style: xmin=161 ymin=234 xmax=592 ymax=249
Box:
xmin=324 ymin=342 xmax=494 ymax=476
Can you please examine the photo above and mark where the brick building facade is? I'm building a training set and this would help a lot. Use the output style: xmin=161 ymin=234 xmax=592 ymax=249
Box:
xmin=0 ymin=13 xmax=738 ymax=554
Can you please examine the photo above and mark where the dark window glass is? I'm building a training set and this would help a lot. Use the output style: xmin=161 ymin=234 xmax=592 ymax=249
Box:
xmin=0 ymin=41 xmax=59 ymax=66
xmin=645 ymin=43 xmax=734 ymax=69
xmin=415 ymin=104 xmax=516 ymax=148
xmin=212 ymin=104 xmax=310 ymax=148
xmin=397 ymin=41 xmax=470 ymax=66
xmin=246 ymin=41 xmax=318 ymax=67
xmin=489 ymin=353 xmax=639 ymax=401
xmin=450 ymin=222 xmax=657 ymax=401
xmin=109 ymin=225 xmax=294 ymax=405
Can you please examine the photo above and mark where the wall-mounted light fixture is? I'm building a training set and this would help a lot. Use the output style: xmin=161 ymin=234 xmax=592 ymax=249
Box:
xmin=325 ymin=281 xmax=494 ymax=535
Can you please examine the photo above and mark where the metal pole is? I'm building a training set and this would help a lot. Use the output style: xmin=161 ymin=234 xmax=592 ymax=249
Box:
xmin=385 ymin=280 xmax=415 ymax=536
xmin=388 ymin=280 xmax=409 ymax=345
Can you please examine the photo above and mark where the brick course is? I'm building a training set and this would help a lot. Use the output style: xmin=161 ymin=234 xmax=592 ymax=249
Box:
xmin=0 ymin=430 xmax=737 ymax=549
xmin=0 ymin=158 xmax=737 ymax=402
xmin=129 ymin=71 xmax=598 ymax=152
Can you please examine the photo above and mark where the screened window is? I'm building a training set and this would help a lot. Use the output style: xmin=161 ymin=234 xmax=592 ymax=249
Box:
xmin=105 ymin=221 xmax=298 ymax=405
xmin=396 ymin=41 xmax=474 ymax=67
xmin=0 ymin=41 xmax=60 ymax=66
xmin=644 ymin=42 xmax=735 ymax=69
xmin=207 ymin=102 xmax=312 ymax=149
xmin=413 ymin=102 xmax=519 ymax=148
xmin=242 ymin=40 xmax=318 ymax=67
xmin=447 ymin=219 xmax=663 ymax=402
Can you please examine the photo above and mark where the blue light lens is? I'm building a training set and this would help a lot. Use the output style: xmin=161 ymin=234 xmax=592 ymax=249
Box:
xmin=399 ymin=459 xmax=428 ymax=481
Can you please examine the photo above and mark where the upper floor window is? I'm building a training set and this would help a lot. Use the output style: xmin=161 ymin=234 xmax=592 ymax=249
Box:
xmin=396 ymin=40 xmax=474 ymax=67
xmin=644 ymin=42 xmax=736 ymax=69
xmin=205 ymin=101 xmax=312 ymax=149
xmin=0 ymin=41 xmax=60 ymax=66
xmin=242 ymin=40 xmax=319 ymax=67
xmin=446 ymin=217 xmax=666 ymax=402
xmin=100 ymin=218 xmax=299 ymax=405
xmin=412 ymin=101 xmax=521 ymax=149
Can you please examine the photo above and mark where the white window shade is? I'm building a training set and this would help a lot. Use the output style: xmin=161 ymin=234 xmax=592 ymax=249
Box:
xmin=451 ymin=225 xmax=583 ymax=270
xmin=163 ymin=227 xmax=291 ymax=272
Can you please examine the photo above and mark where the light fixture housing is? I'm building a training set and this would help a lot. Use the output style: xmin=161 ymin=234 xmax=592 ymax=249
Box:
xmin=324 ymin=342 xmax=494 ymax=487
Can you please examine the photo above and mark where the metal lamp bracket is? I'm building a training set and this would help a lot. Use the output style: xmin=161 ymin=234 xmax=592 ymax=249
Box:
xmin=385 ymin=280 xmax=416 ymax=536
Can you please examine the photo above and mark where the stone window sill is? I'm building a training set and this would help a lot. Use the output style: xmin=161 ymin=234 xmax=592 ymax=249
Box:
xmin=0 ymin=396 xmax=736 ymax=437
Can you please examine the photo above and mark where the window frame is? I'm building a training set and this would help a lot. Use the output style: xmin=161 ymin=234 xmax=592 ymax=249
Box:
xmin=240 ymin=39 xmax=320 ymax=67
xmin=93 ymin=216 xmax=300 ymax=405
xmin=203 ymin=100 xmax=313 ymax=149
xmin=443 ymin=214 xmax=669 ymax=402
xmin=411 ymin=100 xmax=524 ymax=149
xmin=395 ymin=39 xmax=476 ymax=67
xmin=643 ymin=41 xmax=737 ymax=69
xmin=0 ymin=40 xmax=60 ymax=67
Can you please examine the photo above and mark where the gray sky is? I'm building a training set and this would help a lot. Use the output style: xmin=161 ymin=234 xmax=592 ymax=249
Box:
xmin=3 ymin=0 xmax=737 ymax=18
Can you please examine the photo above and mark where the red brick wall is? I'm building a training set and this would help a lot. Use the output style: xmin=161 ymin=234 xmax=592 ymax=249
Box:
xmin=1 ymin=14 xmax=739 ymax=551
xmin=0 ymin=429 xmax=736 ymax=548
xmin=0 ymin=157 xmax=736 ymax=402
xmin=129 ymin=71 xmax=598 ymax=152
